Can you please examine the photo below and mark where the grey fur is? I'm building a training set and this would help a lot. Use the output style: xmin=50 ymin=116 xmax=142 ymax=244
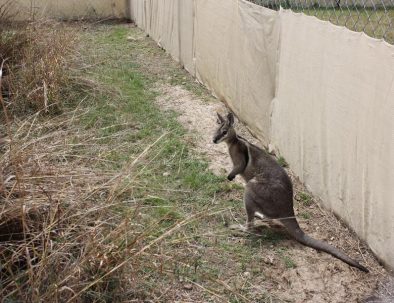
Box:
xmin=213 ymin=112 xmax=369 ymax=272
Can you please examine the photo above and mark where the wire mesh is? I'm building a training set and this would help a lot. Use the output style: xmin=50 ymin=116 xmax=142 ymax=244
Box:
xmin=248 ymin=0 xmax=394 ymax=44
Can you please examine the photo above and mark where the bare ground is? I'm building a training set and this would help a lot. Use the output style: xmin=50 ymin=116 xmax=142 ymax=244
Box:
xmin=125 ymin=24 xmax=394 ymax=302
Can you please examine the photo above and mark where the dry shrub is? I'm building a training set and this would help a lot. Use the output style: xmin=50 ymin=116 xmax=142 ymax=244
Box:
xmin=0 ymin=0 xmax=18 ymax=23
xmin=1 ymin=20 xmax=76 ymax=115
xmin=0 ymin=16 xmax=166 ymax=301
xmin=0 ymin=121 xmax=109 ymax=300
xmin=0 ymin=14 xmax=190 ymax=301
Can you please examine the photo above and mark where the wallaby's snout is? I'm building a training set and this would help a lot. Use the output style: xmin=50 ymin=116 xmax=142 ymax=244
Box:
xmin=212 ymin=134 xmax=225 ymax=144
xmin=213 ymin=132 xmax=222 ymax=144
xmin=213 ymin=112 xmax=234 ymax=144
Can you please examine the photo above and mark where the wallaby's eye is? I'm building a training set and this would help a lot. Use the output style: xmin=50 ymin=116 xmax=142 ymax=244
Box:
xmin=223 ymin=130 xmax=228 ymax=135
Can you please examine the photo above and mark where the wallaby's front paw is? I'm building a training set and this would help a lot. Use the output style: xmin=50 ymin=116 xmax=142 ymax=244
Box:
xmin=227 ymin=174 xmax=235 ymax=181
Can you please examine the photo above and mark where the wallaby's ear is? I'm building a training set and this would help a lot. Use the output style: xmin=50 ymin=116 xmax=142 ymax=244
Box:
xmin=227 ymin=112 xmax=234 ymax=126
xmin=217 ymin=112 xmax=225 ymax=124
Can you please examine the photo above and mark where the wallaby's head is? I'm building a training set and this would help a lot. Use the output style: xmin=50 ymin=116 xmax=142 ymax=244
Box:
xmin=213 ymin=112 xmax=235 ymax=144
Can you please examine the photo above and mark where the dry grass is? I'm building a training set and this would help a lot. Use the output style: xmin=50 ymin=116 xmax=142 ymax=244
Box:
xmin=0 ymin=0 xmax=18 ymax=23
xmin=0 ymin=20 xmax=76 ymax=115
xmin=0 ymin=19 xmax=170 ymax=302
xmin=0 ymin=76 xmax=211 ymax=301
xmin=0 ymin=98 xmax=223 ymax=301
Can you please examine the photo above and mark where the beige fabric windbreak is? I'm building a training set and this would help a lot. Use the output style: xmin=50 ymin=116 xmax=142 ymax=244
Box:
xmin=129 ymin=0 xmax=195 ymax=74
xmin=271 ymin=10 xmax=394 ymax=268
xmin=130 ymin=0 xmax=394 ymax=269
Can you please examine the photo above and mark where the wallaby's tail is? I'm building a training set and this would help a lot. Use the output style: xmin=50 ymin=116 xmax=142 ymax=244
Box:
xmin=280 ymin=218 xmax=369 ymax=272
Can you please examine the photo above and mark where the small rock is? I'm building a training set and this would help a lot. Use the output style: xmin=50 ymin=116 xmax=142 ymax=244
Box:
xmin=243 ymin=271 xmax=251 ymax=278
xmin=183 ymin=283 xmax=193 ymax=290
xmin=127 ymin=36 xmax=137 ymax=42
xmin=262 ymin=256 xmax=274 ymax=265
xmin=163 ymin=172 xmax=170 ymax=177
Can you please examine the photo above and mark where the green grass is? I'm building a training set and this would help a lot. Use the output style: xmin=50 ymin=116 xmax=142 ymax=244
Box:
xmin=283 ymin=255 xmax=297 ymax=269
xmin=77 ymin=26 xmax=230 ymax=207
xmin=277 ymin=156 xmax=288 ymax=168
xmin=276 ymin=248 xmax=297 ymax=269
xmin=249 ymin=1 xmax=394 ymax=43
xmin=300 ymin=211 xmax=311 ymax=220
xmin=300 ymin=8 xmax=394 ymax=44
xmin=299 ymin=192 xmax=313 ymax=206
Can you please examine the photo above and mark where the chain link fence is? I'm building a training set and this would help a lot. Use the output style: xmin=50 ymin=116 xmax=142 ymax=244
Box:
xmin=248 ymin=0 xmax=394 ymax=44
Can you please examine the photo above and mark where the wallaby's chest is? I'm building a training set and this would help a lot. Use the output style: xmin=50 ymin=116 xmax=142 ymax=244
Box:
xmin=229 ymin=143 xmax=248 ymax=164
xmin=228 ymin=141 xmax=257 ymax=180
xmin=228 ymin=141 xmax=277 ymax=182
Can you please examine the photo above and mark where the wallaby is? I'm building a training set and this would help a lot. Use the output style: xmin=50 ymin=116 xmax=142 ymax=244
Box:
xmin=213 ymin=112 xmax=369 ymax=272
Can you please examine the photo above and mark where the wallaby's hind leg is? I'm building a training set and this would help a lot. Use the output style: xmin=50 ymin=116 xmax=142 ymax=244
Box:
xmin=229 ymin=191 xmax=256 ymax=232
xmin=244 ymin=190 xmax=256 ymax=231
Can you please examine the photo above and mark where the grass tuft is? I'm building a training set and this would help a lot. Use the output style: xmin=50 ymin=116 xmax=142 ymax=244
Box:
xmin=300 ymin=211 xmax=311 ymax=220
xmin=283 ymin=255 xmax=297 ymax=269
xmin=277 ymin=156 xmax=288 ymax=168
xmin=298 ymin=192 xmax=313 ymax=206
xmin=1 ymin=20 xmax=77 ymax=116
xmin=276 ymin=248 xmax=297 ymax=269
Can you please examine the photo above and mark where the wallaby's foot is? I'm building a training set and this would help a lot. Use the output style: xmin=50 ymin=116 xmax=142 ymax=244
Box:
xmin=246 ymin=221 xmax=255 ymax=231
xmin=229 ymin=223 xmax=255 ymax=233
xmin=229 ymin=223 xmax=247 ymax=231
xmin=254 ymin=213 xmax=283 ymax=228
xmin=229 ymin=222 xmax=256 ymax=233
